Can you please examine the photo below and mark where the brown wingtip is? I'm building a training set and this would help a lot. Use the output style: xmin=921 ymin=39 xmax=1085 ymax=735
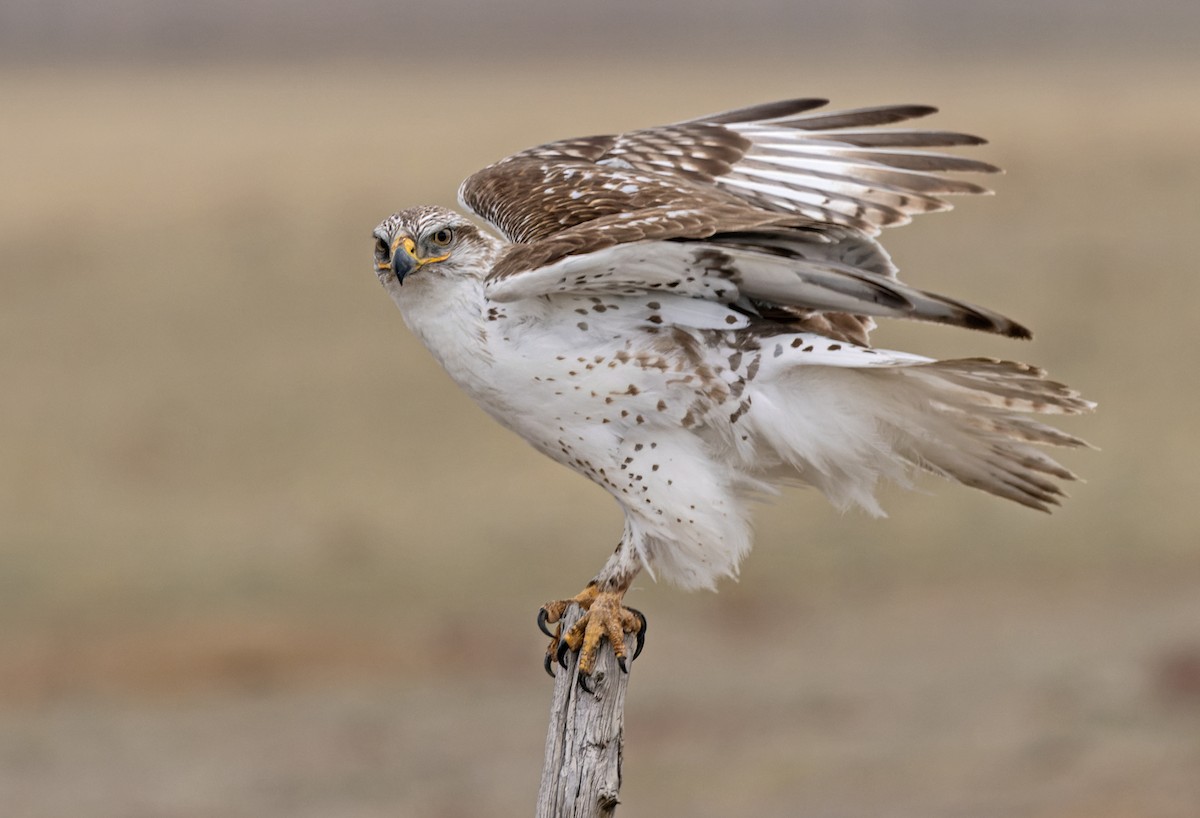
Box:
xmin=702 ymin=98 xmax=830 ymax=125
xmin=1008 ymin=322 xmax=1034 ymax=340
xmin=954 ymin=306 xmax=1033 ymax=339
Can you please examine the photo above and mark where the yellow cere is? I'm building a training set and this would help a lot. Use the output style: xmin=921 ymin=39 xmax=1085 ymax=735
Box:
xmin=391 ymin=235 xmax=449 ymax=268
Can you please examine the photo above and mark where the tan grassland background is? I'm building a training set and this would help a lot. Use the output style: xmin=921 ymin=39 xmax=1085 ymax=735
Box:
xmin=2 ymin=2 xmax=1199 ymax=815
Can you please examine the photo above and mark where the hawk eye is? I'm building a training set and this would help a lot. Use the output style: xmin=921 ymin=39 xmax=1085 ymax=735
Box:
xmin=430 ymin=228 xmax=454 ymax=246
xmin=374 ymin=237 xmax=390 ymax=259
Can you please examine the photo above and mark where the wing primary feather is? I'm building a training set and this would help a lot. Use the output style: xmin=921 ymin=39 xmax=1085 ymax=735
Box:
xmin=759 ymin=104 xmax=941 ymax=131
xmin=739 ymin=138 xmax=1000 ymax=175
xmin=733 ymin=159 xmax=953 ymax=210
xmin=803 ymin=129 xmax=989 ymax=148
xmin=690 ymin=98 xmax=830 ymax=125
xmin=744 ymin=150 xmax=994 ymax=195
xmin=726 ymin=251 xmax=1032 ymax=338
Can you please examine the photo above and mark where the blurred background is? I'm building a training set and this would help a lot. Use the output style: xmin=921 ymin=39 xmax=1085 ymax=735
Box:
xmin=2 ymin=1 xmax=1199 ymax=816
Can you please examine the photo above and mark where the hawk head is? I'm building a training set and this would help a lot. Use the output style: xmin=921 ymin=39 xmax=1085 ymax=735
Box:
xmin=373 ymin=205 xmax=498 ymax=289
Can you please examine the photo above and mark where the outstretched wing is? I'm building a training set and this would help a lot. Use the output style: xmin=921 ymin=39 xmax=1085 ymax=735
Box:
xmin=461 ymin=98 xmax=997 ymax=242
xmin=458 ymin=98 xmax=1023 ymax=340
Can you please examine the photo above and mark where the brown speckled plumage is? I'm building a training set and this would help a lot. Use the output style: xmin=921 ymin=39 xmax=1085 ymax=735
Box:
xmin=372 ymin=97 xmax=1094 ymax=675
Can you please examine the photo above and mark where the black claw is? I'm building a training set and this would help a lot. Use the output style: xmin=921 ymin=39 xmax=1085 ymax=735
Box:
xmin=617 ymin=656 xmax=628 ymax=674
xmin=578 ymin=671 xmax=595 ymax=695
xmin=556 ymin=638 xmax=572 ymax=669
xmin=537 ymin=608 xmax=557 ymax=639
xmin=628 ymin=607 xmax=647 ymax=661
xmin=544 ymin=650 xmax=555 ymax=678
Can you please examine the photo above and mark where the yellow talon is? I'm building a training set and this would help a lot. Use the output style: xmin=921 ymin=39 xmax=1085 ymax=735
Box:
xmin=539 ymin=584 xmax=645 ymax=678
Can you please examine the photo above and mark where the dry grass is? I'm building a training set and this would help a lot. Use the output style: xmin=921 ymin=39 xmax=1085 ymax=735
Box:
xmin=2 ymin=56 xmax=1199 ymax=816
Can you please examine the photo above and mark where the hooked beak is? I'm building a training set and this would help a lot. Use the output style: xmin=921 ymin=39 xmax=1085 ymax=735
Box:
xmin=378 ymin=236 xmax=450 ymax=286
xmin=390 ymin=236 xmax=419 ymax=285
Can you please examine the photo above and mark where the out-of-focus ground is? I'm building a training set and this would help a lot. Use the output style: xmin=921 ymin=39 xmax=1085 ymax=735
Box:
xmin=2 ymin=43 xmax=1199 ymax=818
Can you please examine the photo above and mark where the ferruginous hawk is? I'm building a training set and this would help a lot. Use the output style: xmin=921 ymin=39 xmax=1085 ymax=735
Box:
xmin=372 ymin=98 xmax=1093 ymax=681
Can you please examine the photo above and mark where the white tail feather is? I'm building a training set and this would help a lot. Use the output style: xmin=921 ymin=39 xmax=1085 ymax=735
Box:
xmin=745 ymin=356 xmax=1093 ymax=513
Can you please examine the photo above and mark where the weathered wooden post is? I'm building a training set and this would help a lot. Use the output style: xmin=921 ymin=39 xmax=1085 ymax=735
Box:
xmin=536 ymin=603 xmax=638 ymax=817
